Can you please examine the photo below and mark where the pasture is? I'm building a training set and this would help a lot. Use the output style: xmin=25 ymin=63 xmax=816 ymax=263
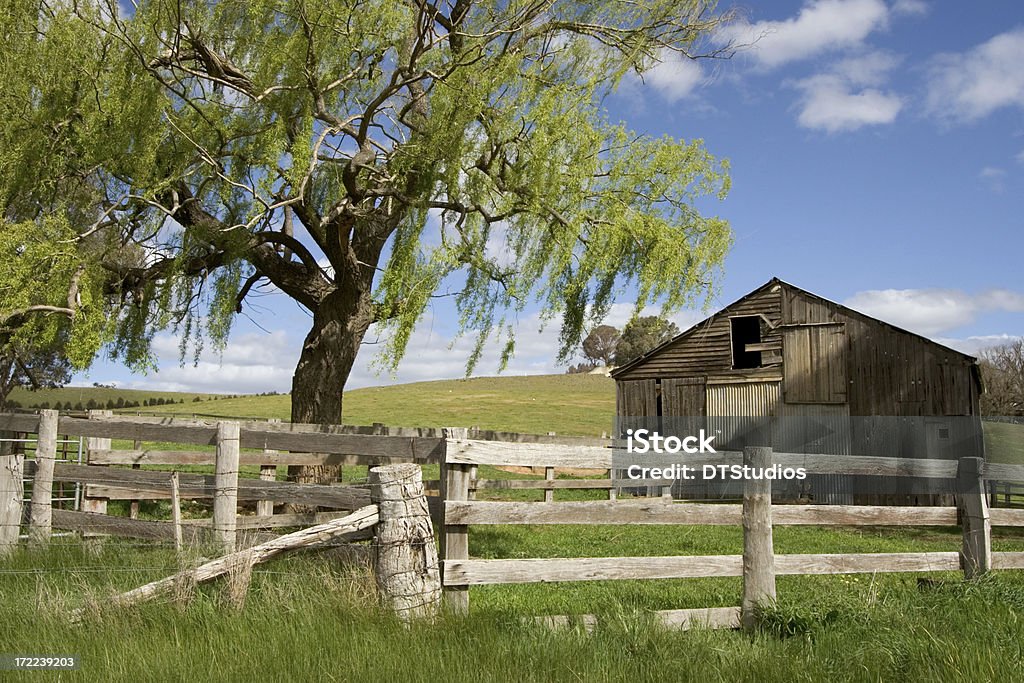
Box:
xmin=1 ymin=376 xmax=1023 ymax=681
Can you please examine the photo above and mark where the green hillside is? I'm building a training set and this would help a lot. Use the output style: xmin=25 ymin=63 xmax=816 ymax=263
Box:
xmin=129 ymin=373 xmax=616 ymax=436
xmin=6 ymin=385 xmax=228 ymax=411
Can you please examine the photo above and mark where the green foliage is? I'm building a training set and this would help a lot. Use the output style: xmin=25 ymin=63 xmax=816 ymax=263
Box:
xmin=1 ymin=0 xmax=733 ymax=399
xmin=613 ymin=316 xmax=681 ymax=366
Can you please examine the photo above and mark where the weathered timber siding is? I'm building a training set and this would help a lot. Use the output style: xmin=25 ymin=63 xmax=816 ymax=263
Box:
xmin=615 ymin=379 xmax=657 ymax=417
xmin=781 ymin=286 xmax=978 ymax=416
xmin=614 ymin=283 xmax=784 ymax=382
xmin=661 ymin=377 xmax=706 ymax=417
xmin=613 ymin=280 xmax=980 ymax=427
xmin=782 ymin=323 xmax=847 ymax=404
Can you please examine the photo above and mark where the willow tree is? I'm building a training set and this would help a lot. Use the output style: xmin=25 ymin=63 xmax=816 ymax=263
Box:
xmin=4 ymin=1 xmax=733 ymax=475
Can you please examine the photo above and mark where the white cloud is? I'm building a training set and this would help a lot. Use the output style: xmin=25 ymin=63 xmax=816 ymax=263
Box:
xmin=796 ymin=79 xmax=902 ymax=132
xmin=979 ymin=166 xmax=1007 ymax=193
xmin=793 ymin=54 xmax=903 ymax=132
xmin=892 ymin=0 xmax=928 ymax=16
xmin=126 ymin=331 xmax=297 ymax=394
xmin=720 ymin=0 xmax=890 ymax=69
xmin=642 ymin=51 xmax=706 ymax=102
xmin=934 ymin=334 xmax=1023 ymax=357
xmin=925 ymin=27 xmax=1024 ymax=122
xmin=350 ymin=304 xmax=706 ymax=388
xmin=844 ymin=288 xmax=1024 ymax=336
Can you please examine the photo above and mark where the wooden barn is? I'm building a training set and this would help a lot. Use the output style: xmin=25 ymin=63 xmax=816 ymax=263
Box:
xmin=610 ymin=278 xmax=984 ymax=502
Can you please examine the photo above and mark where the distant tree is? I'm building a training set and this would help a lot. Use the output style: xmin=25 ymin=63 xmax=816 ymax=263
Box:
xmin=73 ymin=401 xmax=84 ymax=411
xmin=613 ymin=316 xmax=681 ymax=366
xmin=566 ymin=362 xmax=599 ymax=374
xmin=582 ymin=325 xmax=621 ymax=366
xmin=105 ymin=399 xmax=115 ymax=410
xmin=981 ymin=340 xmax=1024 ymax=416
xmin=193 ymin=396 xmax=202 ymax=403
xmin=114 ymin=397 xmax=125 ymax=409
xmin=86 ymin=398 xmax=98 ymax=410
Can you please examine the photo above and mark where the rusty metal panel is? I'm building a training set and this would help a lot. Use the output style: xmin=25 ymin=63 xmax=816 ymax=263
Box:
xmin=706 ymin=380 xmax=780 ymax=417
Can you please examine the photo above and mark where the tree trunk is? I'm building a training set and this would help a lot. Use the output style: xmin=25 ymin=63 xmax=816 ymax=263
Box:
xmin=288 ymin=289 xmax=374 ymax=485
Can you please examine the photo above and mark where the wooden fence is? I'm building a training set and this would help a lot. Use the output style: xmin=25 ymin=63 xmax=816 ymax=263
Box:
xmin=0 ymin=410 xmax=448 ymax=553
xmin=5 ymin=410 xmax=1024 ymax=630
xmin=0 ymin=410 xmax=444 ymax=620
xmin=439 ymin=438 xmax=1024 ymax=630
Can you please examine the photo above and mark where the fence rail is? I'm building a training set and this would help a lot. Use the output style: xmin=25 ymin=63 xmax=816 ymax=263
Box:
xmin=439 ymin=440 xmax=1024 ymax=628
xmin=5 ymin=410 xmax=1024 ymax=631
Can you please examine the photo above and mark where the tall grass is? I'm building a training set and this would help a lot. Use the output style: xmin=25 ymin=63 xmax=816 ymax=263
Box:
xmin=2 ymin=540 xmax=1024 ymax=681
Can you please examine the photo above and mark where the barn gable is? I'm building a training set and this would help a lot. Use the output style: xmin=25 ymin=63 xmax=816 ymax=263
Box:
xmin=612 ymin=278 xmax=981 ymax=418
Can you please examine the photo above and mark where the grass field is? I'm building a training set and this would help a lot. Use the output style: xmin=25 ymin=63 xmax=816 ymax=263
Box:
xmin=3 ymin=529 xmax=1024 ymax=681
xmin=4 ymin=375 xmax=1024 ymax=680
xmin=124 ymin=373 xmax=617 ymax=435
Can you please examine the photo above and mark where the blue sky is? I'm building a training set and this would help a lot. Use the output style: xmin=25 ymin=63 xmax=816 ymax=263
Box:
xmin=78 ymin=0 xmax=1024 ymax=394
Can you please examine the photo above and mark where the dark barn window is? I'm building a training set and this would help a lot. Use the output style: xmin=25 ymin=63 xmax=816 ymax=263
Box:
xmin=731 ymin=316 xmax=762 ymax=369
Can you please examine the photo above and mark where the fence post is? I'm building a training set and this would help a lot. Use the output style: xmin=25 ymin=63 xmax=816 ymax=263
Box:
xmin=544 ymin=466 xmax=554 ymax=503
xmin=28 ymin=409 xmax=59 ymax=548
xmin=741 ymin=445 xmax=776 ymax=631
xmin=0 ymin=425 xmax=25 ymax=556
xmin=256 ymin=418 xmax=280 ymax=517
xmin=170 ymin=472 xmax=183 ymax=553
xmin=958 ymin=456 xmax=991 ymax=579
xmin=213 ymin=421 xmax=240 ymax=553
xmin=82 ymin=409 xmax=112 ymax=552
xmin=370 ymin=463 xmax=441 ymax=621
xmin=468 ymin=465 xmax=478 ymax=501
xmin=441 ymin=427 xmax=471 ymax=614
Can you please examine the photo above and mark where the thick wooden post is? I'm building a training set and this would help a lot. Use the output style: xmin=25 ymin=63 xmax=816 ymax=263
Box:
xmin=370 ymin=463 xmax=442 ymax=620
xmin=0 ymin=430 xmax=24 ymax=556
xmin=213 ymin=421 xmax=240 ymax=553
xmin=544 ymin=466 xmax=554 ymax=503
xmin=28 ymin=410 xmax=59 ymax=547
xmin=441 ymin=427 xmax=471 ymax=614
xmin=82 ymin=410 xmax=112 ymax=551
xmin=958 ymin=456 xmax=991 ymax=579
xmin=741 ymin=446 xmax=776 ymax=631
xmin=256 ymin=418 xmax=280 ymax=517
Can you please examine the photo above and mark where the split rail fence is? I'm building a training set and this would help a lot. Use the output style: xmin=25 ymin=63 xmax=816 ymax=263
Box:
xmin=0 ymin=410 xmax=450 ymax=553
xmin=4 ymin=410 xmax=1024 ymax=630
xmin=440 ymin=436 xmax=1024 ymax=629
xmin=0 ymin=410 xmax=445 ymax=620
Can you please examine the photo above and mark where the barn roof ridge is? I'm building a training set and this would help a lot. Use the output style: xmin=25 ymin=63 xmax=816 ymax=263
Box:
xmin=609 ymin=277 xmax=978 ymax=379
